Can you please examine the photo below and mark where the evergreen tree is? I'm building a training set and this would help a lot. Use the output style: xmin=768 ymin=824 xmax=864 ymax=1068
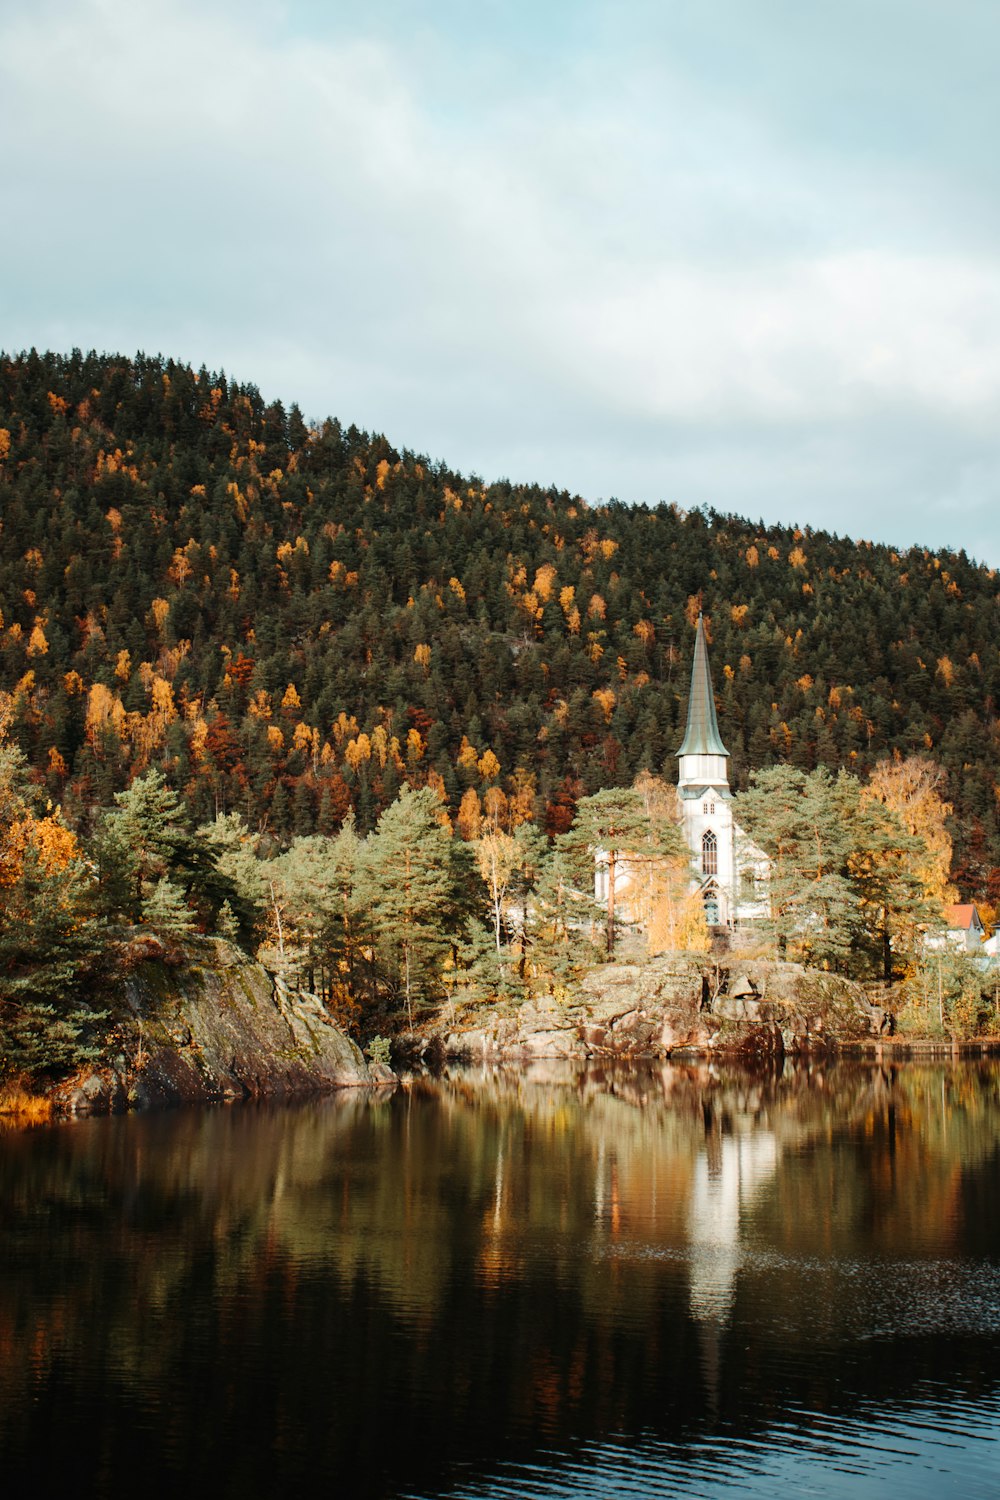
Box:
xmin=734 ymin=767 xmax=858 ymax=967
xmin=142 ymin=877 xmax=197 ymax=938
xmin=215 ymin=899 xmax=241 ymax=943
xmin=98 ymin=768 xmax=235 ymax=928
xmin=198 ymin=811 xmax=266 ymax=941
xmin=269 ymin=817 xmax=370 ymax=1012
xmin=507 ymin=821 xmax=550 ymax=987
xmin=849 ymin=798 xmax=938 ymax=981
xmin=364 ymin=785 xmax=458 ymax=1026
xmin=530 ymin=844 xmax=590 ymax=994
xmin=0 ymin=843 xmax=105 ymax=1080
xmin=102 ymin=768 xmax=193 ymax=919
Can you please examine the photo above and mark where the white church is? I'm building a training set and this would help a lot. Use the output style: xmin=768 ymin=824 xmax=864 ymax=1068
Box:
xmin=676 ymin=613 xmax=769 ymax=927
xmin=597 ymin=613 xmax=769 ymax=930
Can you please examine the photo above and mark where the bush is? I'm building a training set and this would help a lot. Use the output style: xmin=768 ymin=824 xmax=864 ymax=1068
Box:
xmin=366 ymin=1034 xmax=392 ymax=1067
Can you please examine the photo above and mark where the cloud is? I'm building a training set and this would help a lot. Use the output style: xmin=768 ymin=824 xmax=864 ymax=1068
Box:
xmin=2 ymin=0 xmax=999 ymax=561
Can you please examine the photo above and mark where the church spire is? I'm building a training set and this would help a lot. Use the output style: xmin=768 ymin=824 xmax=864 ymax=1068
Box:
xmin=677 ymin=613 xmax=728 ymax=758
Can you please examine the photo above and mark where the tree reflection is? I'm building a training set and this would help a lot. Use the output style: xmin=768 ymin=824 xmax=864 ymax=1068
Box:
xmin=1 ymin=1061 xmax=999 ymax=1498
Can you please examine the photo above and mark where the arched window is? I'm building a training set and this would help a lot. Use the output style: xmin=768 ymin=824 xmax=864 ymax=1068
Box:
xmin=702 ymin=829 xmax=718 ymax=876
xmin=595 ymin=859 xmax=608 ymax=902
xmin=703 ymin=887 xmax=720 ymax=925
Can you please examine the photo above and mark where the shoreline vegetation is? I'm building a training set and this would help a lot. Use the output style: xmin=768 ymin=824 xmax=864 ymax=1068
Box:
xmin=0 ymin=1082 xmax=53 ymax=1125
xmin=3 ymin=729 xmax=998 ymax=1101
xmin=3 ymin=935 xmax=999 ymax=1124
xmin=3 ymin=743 xmax=999 ymax=1111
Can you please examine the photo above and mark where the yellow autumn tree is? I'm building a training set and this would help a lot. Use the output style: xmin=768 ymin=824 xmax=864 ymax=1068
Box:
xmin=507 ymin=767 xmax=536 ymax=827
xmin=27 ymin=620 xmax=48 ymax=657
xmin=457 ymin=736 xmax=479 ymax=773
xmin=631 ymin=773 xmax=709 ymax=955
xmin=370 ymin=722 xmax=389 ymax=769
xmin=6 ymin=811 xmax=81 ymax=883
xmin=533 ymin=563 xmax=558 ymax=601
xmin=477 ymin=824 xmax=519 ymax=987
xmin=862 ymin=755 xmax=957 ymax=915
xmin=84 ymin=682 xmax=126 ymax=747
xmin=457 ymin=787 xmax=482 ymax=841
xmin=478 ymin=748 xmax=501 ymax=783
xmin=0 ymin=710 xmax=81 ymax=890
xmin=345 ymin=733 xmax=372 ymax=771
xmin=406 ymin=728 xmax=425 ymax=764
xmin=332 ymin=711 xmax=359 ymax=745
xmin=592 ymin=687 xmax=616 ymax=723
xmin=647 ymin=877 xmax=712 ymax=955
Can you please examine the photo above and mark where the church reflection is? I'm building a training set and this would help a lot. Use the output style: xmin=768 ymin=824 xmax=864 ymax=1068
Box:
xmin=2 ymin=1060 xmax=999 ymax=1500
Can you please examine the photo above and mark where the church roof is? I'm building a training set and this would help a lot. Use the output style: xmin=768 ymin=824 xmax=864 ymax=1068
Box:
xmin=677 ymin=613 xmax=729 ymax=758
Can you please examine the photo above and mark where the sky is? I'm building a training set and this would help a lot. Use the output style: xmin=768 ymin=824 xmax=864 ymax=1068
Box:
xmin=3 ymin=0 xmax=1000 ymax=564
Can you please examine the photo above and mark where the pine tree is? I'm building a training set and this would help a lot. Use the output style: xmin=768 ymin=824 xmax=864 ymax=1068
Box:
xmin=849 ymin=798 xmax=937 ymax=981
xmin=0 ymin=844 xmax=106 ymax=1080
xmin=364 ymin=785 xmax=458 ymax=1026
xmin=198 ymin=811 xmax=266 ymax=941
xmin=530 ymin=844 xmax=589 ymax=994
xmin=98 ymin=768 xmax=236 ymax=929
xmin=734 ymin=766 xmax=858 ymax=967
xmin=507 ymin=821 xmax=550 ymax=987
xmin=142 ymin=877 xmax=197 ymax=937
xmin=456 ymin=916 xmax=518 ymax=1003
xmin=269 ymin=818 xmax=370 ymax=1006
xmin=215 ymin=899 xmax=240 ymax=942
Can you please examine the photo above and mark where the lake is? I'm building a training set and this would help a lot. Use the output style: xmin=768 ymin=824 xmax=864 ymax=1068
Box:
xmin=1 ymin=1058 xmax=998 ymax=1498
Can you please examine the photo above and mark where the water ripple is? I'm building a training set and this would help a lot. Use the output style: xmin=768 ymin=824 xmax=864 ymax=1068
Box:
xmin=431 ymin=1398 xmax=1000 ymax=1500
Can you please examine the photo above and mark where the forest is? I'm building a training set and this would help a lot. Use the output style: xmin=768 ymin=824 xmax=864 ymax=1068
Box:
xmin=1 ymin=349 xmax=999 ymax=1074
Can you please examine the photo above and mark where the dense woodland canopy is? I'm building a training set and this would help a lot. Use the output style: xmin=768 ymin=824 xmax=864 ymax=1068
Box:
xmin=1 ymin=349 xmax=999 ymax=903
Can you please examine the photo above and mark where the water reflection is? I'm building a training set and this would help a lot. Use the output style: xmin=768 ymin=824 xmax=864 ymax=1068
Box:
xmin=1 ymin=1060 xmax=999 ymax=1498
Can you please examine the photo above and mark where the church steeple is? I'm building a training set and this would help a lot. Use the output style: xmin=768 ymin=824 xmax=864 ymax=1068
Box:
xmin=677 ymin=613 xmax=728 ymax=759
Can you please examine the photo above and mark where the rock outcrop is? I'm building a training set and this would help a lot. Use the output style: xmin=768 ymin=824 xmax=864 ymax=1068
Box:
xmin=53 ymin=938 xmax=393 ymax=1114
xmin=404 ymin=955 xmax=884 ymax=1065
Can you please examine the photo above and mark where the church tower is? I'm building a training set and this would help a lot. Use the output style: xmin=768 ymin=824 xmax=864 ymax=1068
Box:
xmin=596 ymin=610 xmax=768 ymax=930
xmin=676 ymin=614 xmax=738 ymax=926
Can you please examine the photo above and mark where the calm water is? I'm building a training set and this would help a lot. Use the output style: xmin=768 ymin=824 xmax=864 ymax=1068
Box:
xmin=2 ymin=1060 xmax=999 ymax=1499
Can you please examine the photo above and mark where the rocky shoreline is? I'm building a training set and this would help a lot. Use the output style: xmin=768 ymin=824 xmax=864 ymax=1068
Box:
xmin=401 ymin=954 xmax=890 ymax=1066
xmin=51 ymin=938 xmax=395 ymax=1116
xmin=40 ymin=944 xmax=999 ymax=1120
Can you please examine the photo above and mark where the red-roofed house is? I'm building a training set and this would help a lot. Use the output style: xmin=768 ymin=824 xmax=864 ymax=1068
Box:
xmin=926 ymin=903 xmax=988 ymax=953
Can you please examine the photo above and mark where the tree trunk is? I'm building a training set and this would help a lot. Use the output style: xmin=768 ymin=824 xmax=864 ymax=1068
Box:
xmin=606 ymin=849 xmax=616 ymax=955
xmin=882 ymin=907 xmax=892 ymax=984
xmin=404 ymin=940 xmax=413 ymax=1030
xmin=269 ymin=880 xmax=285 ymax=960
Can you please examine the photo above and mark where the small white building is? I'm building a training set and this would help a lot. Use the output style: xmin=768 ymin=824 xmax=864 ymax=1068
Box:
xmin=925 ymin=903 xmax=988 ymax=954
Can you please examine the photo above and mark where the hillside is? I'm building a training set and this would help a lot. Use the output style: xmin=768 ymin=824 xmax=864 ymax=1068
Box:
xmin=1 ymin=349 xmax=998 ymax=899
